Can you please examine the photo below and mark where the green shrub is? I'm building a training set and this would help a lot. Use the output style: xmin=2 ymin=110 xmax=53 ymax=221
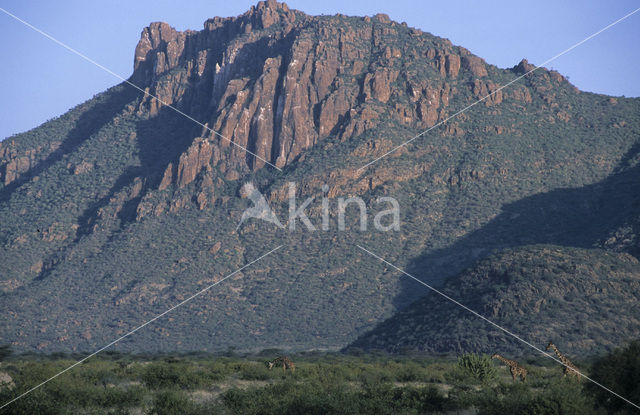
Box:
xmin=392 ymin=386 xmax=450 ymax=413
xmin=220 ymin=379 xmax=356 ymax=415
xmin=150 ymin=390 xmax=196 ymax=415
xmin=142 ymin=363 xmax=193 ymax=389
xmin=392 ymin=361 xmax=425 ymax=382
xmin=238 ymin=362 xmax=274 ymax=381
xmin=0 ymin=346 xmax=11 ymax=362
xmin=475 ymin=381 xmax=597 ymax=415
xmin=455 ymin=353 xmax=497 ymax=383
xmin=587 ymin=340 xmax=640 ymax=414
xmin=0 ymin=388 xmax=62 ymax=415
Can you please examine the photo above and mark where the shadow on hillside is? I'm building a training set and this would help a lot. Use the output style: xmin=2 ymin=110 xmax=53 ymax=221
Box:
xmin=29 ymin=32 xmax=300 ymax=287
xmin=74 ymin=32 xmax=295 ymax=238
xmin=74 ymin=105 xmax=200 ymax=240
xmin=393 ymin=145 xmax=640 ymax=308
xmin=347 ymin=144 xmax=640 ymax=353
xmin=0 ymin=85 xmax=139 ymax=203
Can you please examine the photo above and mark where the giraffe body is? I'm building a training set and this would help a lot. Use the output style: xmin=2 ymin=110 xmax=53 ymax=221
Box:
xmin=492 ymin=353 xmax=527 ymax=382
xmin=267 ymin=356 xmax=295 ymax=373
xmin=546 ymin=341 xmax=581 ymax=381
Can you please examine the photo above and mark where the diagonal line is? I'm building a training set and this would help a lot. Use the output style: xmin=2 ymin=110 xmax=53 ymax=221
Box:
xmin=0 ymin=7 xmax=282 ymax=172
xmin=356 ymin=244 xmax=640 ymax=411
xmin=0 ymin=245 xmax=283 ymax=410
xmin=358 ymin=6 xmax=640 ymax=171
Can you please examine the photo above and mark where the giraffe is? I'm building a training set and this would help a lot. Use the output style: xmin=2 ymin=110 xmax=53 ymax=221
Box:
xmin=491 ymin=353 xmax=528 ymax=382
xmin=546 ymin=341 xmax=581 ymax=381
xmin=266 ymin=356 xmax=296 ymax=373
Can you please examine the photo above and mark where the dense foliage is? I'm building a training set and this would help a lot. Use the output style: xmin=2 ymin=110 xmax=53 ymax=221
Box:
xmin=587 ymin=340 xmax=640 ymax=414
xmin=350 ymin=245 xmax=640 ymax=356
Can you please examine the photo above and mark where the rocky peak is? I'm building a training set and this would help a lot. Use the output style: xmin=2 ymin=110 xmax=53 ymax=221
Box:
xmin=246 ymin=0 xmax=296 ymax=29
xmin=131 ymin=1 xmax=297 ymax=86
xmin=124 ymin=1 xmax=552 ymax=196
xmin=513 ymin=58 xmax=536 ymax=75
xmin=3 ymin=2 xmax=563 ymax=198
xmin=132 ymin=22 xmax=188 ymax=84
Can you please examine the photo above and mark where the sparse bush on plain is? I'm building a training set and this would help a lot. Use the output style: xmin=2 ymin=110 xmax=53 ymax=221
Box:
xmin=0 ymin=353 xmax=630 ymax=414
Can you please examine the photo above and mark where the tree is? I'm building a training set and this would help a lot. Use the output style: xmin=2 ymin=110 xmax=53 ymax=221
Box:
xmin=587 ymin=340 xmax=640 ymax=414
xmin=0 ymin=345 xmax=11 ymax=362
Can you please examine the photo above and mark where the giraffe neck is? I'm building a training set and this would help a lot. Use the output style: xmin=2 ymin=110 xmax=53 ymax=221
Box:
xmin=551 ymin=345 xmax=571 ymax=364
xmin=495 ymin=355 xmax=516 ymax=367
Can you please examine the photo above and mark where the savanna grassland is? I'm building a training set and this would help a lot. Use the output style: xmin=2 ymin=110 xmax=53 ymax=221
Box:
xmin=1 ymin=342 xmax=639 ymax=415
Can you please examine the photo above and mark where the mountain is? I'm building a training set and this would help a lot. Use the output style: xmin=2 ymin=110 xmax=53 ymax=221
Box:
xmin=348 ymin=245 xmax=640 ymax=356
xmin=1 ymin=0 xmax=639 ymax=354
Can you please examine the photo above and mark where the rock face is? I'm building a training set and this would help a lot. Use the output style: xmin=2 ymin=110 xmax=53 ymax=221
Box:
xmin=0 ymin=141 xmax=60 ymax=185
xmin=132 ymin=22 xmax=187 ymax=84
xmin=0 ymin=1 xmax=586 ymax=197
xmin=124 ymin=0 xmax=521 ymax=185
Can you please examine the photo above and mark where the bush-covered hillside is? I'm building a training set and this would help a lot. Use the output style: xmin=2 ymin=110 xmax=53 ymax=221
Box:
xmin=0 ymin=0 xmax=639 ymax=354
xmin=350 ymin=245 xmax=640 ymax=356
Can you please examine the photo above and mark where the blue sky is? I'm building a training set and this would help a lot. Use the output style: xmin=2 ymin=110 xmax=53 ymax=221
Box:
xmin=1 ymin=0 xmax=639 ymax=140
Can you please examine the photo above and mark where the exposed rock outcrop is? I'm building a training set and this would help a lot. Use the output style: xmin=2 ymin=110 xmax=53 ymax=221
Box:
xmin=99 ymin=0 xmax=581 ymax=218
xmin=125 ymin=0 xmax=525 ymax=193
xmin=461 ymin=56 xmax=487 ymax=77
xmin=0 ymin=141 xmax=60 ymax=185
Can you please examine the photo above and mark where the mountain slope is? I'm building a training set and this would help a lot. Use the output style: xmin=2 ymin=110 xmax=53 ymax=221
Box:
xmin=349 ymin=245 xmax=640 ymax=357
xmin=1 ymin=0 xmax=639 ymax=353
